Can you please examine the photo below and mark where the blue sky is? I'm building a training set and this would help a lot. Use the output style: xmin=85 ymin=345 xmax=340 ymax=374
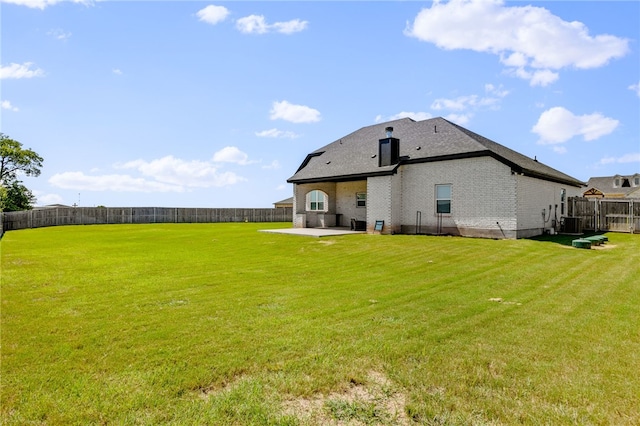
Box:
xmin=2 ymin=0 xmax=638 ymax=208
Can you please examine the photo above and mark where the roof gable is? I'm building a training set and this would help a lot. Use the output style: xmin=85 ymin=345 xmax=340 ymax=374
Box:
xmin=583 ymin=187 xmax=604 ymax=197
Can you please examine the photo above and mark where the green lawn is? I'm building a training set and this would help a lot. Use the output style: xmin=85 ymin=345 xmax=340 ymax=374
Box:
xmin=1 ymin=223 xmax=639 ymax=425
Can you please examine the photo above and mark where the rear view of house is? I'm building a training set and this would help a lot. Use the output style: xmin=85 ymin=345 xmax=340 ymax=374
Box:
xmin=287 ymin=117 xmax=585 ymax=239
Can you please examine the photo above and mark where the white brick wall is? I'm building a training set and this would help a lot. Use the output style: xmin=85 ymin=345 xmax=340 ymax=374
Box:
xmin=292 ymin=156 xmax=582 ymax=238
xmin=516 ymin=174 xmax=583 ymax=237
xmin=366 ymin=174 xmax=402 ymax=234
xmin=335 ymin=181 xmax=367 ymax=224
xmin=397 ymin=157 xmax=517 ymax=237
xmin=293 ymin=182 xmax=337 ymax=213
xmin=293 ymin=182 xmax=337 ymax=228
xmin=293 ymin=181 xmax=367 ymax=228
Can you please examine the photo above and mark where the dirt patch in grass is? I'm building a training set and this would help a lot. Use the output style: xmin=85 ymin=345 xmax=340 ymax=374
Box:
xmin=593 ymin=244 xmax=616 ymax=250
xmin=283 ymin=371 xmax=410 ymax=425
xmin=195 ymin=373 xmax=249 ymax=400
xmin=559 ymin=243 xmax=617 ymax=250
xmin=488 ymin=298 xmax=522 ymax=306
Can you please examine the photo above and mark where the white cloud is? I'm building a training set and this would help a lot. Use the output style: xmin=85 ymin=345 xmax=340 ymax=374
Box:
xmin=0 ymin=62 xmax=45 ymax=79
xmin=236 ymin=15 xmax=308 ymax=34
xmin=532 ymin=106 xmax=619 ymax=145
xmin=196 ymin=5 xmax=230 ymax=25
xmin=49 ymin=172 xmax=185 ymax=193
xmin=33 ymin=191 xmax=64 ymax=206
xmin=375 ymin=112 xmax=433 ymax=123
xmin=600 ymin=153 xmax=640 ymax=165
xmin=112 ymin=68 xmax=123 ymax=75
xmin=529 ymin=70 xmax=559 ymax=87
xmin=484 ymin=83 xmax=509 ymax=98
xmin=429 ymin=84 xmax=508 ymax=120
xmin=255 ymin=128 xmax=300 ymax=139
xmin=119 ymin=155 xmax=245 ymax=187
xmin=376 ymin=84 xmax=508 ymax=125
xmin=262 ymin=160 xmax=281 ymax=170
xmin=444 ymin=113 xmax=472 ymax=126
xmin=47 ymin=28 xmax=71 ymax=40
xmin=212 ymin=146 xmax=254 ymax=165
xmin=406 ymin=0 xmax=629 ymax=86
xmin=629 ymin=82 xmax=640 ymax=97
xmin=432 ymin=95 xmax=478 ymax=111
xmin=552 ymin=146 xmax=567 ymax=154
xmin=1 ymin=100 xmax=19 ymax=112
xmin=507 ymin=67 xmax=559 ymax=87
xmin=50 ymin=153 xmax=249 ymax=193
xmin=272 ymin=19 xmax=308 ymax=35
xmin=270 ymin=100 xmax=321 ymax=123
xmin=236 ymin=15 xmax=269 ymax=34
xmin=1 ymin=0 xmax=91 ymax=9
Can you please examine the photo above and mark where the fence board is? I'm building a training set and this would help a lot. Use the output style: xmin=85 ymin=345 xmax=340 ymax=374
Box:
xmin=568 ymin=197 xmax=638 ymax=233
xmin=1 ymin=207 xmax=293 ymax=233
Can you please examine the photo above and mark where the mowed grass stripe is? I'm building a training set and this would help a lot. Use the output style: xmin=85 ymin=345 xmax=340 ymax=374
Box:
xmin=1 ymin=224 xmax=639 ymax=425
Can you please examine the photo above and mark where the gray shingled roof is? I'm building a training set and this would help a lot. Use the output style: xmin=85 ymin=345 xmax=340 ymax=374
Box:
xmin=273 ymin=196 xmax=294 ymax=205
xmin=288 ymin=117 xmax=584 ymax=187
xmin=585 ymin=175 xmax=640 ymax=197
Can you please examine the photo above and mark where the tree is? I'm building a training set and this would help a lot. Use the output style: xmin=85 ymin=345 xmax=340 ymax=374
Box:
xmin=0 ymin=180 xmax=36 ymax=212
xmin=0 ymin=133 xmax=44 ymax=212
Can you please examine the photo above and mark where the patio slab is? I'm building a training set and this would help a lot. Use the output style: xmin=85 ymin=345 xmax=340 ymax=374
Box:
xmin=259 ymin=227 xmax=366 ymax=237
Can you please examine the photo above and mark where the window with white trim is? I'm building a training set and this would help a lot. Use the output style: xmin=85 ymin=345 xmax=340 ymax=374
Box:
xmin=306 ymin=190 xmax=327 ymax=212
xmin=560 ymin=188 xmax=566 ymax=215
xmin=356 ymin=192 xmax=366 ymax=208
xmin=435 ymin=184 xmax=452 ymax=214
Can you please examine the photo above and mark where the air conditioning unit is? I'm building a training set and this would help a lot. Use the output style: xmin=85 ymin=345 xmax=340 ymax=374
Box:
xmin=562 ymin=217 xmax=582 ymax=234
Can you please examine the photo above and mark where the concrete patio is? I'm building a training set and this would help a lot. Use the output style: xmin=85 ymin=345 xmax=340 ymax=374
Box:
xmin=259 ymin=227 xmax=366 ymax=237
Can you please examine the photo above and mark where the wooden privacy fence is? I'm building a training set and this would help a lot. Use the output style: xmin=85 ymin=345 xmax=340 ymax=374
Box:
xmin=0 ymin=207 xmax=293 ymax=235
xmin=568 ymin=197 xmax=639 ymax=234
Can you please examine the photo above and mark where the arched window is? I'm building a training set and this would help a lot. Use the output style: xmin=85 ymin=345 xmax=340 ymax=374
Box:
xmin=306 ymin=190 xmax=328 ymax=212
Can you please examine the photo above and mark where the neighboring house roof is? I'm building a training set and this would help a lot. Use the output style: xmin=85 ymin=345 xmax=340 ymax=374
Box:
xmin=273 ymin=197 xmax=293 ymax=206
xmin=288 ymin=117 xmax=584 ymax=187
xmin=584 ymin=174 xmax=640 ymax=198
xmin=33 ymin=204 xmax=71 ymax=209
